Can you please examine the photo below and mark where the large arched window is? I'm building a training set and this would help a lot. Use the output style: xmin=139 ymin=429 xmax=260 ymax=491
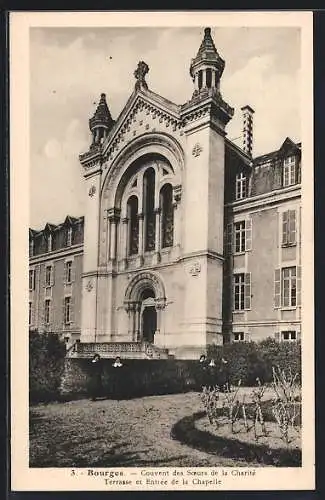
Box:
xmin=127 ymin=195 xmax=139 ymax=255
xmin=143 ymin=168 xmax=156 ymax=252
xmin=160 ymin=183 xmax=174 ymax=248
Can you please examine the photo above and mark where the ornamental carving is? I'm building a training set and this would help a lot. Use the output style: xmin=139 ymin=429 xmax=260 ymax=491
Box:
xmin=88 ymin=185 xmax=96 ymax=197
xmin=86 ymin=280 xmax=94 ymax=292
xmin=189 ymin=262 xmax=201 ymax=277
xmin=192 ymin=143 xmax=203 ymax=157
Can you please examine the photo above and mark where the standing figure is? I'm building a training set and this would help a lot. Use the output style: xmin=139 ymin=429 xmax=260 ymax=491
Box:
xmin=111 ymin=356 xmax=124 ymax=400
xmin=207 ymin=358 xmax=217 ymax=388
xmin=198 ymin=354 xmax=209 ymax=389
xmin=89 ymin=353 xmax=103 ymax=401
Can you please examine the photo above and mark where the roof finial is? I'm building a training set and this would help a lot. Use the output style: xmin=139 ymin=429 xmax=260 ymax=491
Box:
xmin=134 ymin=61 xmax=149 ymax=90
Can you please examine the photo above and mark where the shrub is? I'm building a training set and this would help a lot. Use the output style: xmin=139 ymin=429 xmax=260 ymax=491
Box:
xmin=29 ymin=330 xmax=66 ymax=403
xmin=207 ymin=338 xmax=301 ymax=386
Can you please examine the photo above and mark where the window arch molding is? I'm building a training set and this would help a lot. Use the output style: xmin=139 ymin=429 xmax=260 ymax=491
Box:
xmin=101 ymin=132 xmax=184 ymax=211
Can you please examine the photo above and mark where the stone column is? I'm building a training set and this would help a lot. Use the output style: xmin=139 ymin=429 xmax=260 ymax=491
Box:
xmin=172 ymin=185 xmax=182 ymax=255
xmin=135 ymin=303 xmax=141 ymax=341
xmin=108 ymin=209 xmax=120 ymax=261
xmin=202 ymin=69 xmax=207 ymax=88
xmin=153 ymin=208 xmax=161 ymax=265
xmin=137 ymin=213 xmax=144 ymax=266
xmin=120 ymin=217 xmax=129 ymax=270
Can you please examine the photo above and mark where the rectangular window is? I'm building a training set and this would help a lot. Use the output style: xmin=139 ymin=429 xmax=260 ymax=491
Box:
xmin=235 ymin=172 xmax=247 ymax=200
xmin=44 ymin=299 xmax=51 ymax=325
xmin=233 ymin=273 xmax=251 ymax=311
xmin=64 ymin=296 xmax=71 ymax=324
xmin=234 ymin=221 xmax=246 ymax=253
xmin=282 ymin=267 xmax=297 ymax=307
xmin=66 ymin=227 xmax=73 ymax=247
xmin=47 ymin=234 xmax=52 ymax=252
xmin=29 ymin=269 xmax=35 ymax=291
xmin=233 ymin=332 xmax=245 ymax=342
xmin=29 ymin=302 xmax=32 ymax=326
xmin=29 ymin=239 xmax=34 ymax=257
xmin=65 ymin=261 xmax=72 ymax=284
xmin=283 ymin=156 xmax=296 ymax=187
xmin=282 ymin=210 xmax=296 ymax=246
xmin=233 ymin=273 xmax=245 ymax=310
xmin=45 ymin=265 xmax=53 ymax=287
xmin=281 ymin=331 xmax=297 ymax=342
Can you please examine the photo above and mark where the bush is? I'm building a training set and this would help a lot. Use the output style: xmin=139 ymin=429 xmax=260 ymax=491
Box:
xmin=29 ymin=330 xmax=66 ymax=403
xmin=207 ymin=338 xmax=301 ymax=386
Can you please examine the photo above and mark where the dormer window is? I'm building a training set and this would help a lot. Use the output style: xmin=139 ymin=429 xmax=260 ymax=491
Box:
xmin=47 ymin=233 xmax=52 ymax=252
xmin=29 ymin=239 xmax=34 ymax=257
xmin=283 ymin=156 xmax=296 ymax=187
xmin=235 ymin=172 xmax=247 ymax=200
xmin=66 ymin=227 xmax=73 ymax=247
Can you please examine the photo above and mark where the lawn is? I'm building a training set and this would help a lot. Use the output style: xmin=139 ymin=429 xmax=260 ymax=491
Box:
xmin=29 ymin=390 xmax=300 ymax=468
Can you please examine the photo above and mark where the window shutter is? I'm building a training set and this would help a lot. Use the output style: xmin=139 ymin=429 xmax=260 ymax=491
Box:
xmin=51 ymin=265 xmax=55 ymax=286
xmin=40 ymin=299 xmax=45 ymax=328
xmin=274 ymin=331 xmax=280 ymax=342
xmin=245 ymin=217 xmax=252 ymax=251
xmin=244 ymin=273 xmax=251 ymax=310
xmin=282 ymin=211 xmax=288 ymax=245
xmin=274 ymin=268 xmax=281 ymax=308
xmin=226 ymin=223 xmax=233 ymax=255
xmin=288 ymin=210 xmax=296 ymax=244
xmin=297 ymin=266 xmax=301 ymax=306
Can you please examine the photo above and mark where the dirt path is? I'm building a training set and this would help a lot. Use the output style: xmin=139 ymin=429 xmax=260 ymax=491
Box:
xmin=30 ymin=392 xmax=252 ymax=467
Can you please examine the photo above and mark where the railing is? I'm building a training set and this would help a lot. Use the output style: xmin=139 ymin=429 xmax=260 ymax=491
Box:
xmin=68 ymin=341 xmax=171 ymax=359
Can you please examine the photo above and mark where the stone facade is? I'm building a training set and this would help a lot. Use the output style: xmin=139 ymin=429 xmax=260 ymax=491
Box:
xmin=29 ymin=28 xmax=302 ymax=358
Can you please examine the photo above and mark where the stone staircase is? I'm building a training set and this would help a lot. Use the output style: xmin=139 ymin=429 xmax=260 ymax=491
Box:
xmin=66 ymin=341 xmax=172 ymax=360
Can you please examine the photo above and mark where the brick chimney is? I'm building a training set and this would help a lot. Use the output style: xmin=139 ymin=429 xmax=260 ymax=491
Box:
xmin=241 ymin=105 xmax=254 ymax=157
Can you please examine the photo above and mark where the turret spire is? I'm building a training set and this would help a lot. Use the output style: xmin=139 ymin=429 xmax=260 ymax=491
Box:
xmin=89 ymin=93 xmax=114 ymax=148
xmin=190 ymin=27 xmax=225 ymax=98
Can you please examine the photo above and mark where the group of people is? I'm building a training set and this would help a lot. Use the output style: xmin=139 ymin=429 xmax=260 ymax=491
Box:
xmin=89 ymin=351 xmax=231 ymax=401
xmin=198 ymin=354 xmax=230 ymax=391
xmin=89 ymin=354 xmax=124 ymax=401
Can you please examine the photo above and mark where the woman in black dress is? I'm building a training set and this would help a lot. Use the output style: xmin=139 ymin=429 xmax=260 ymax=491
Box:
xmin=89 ymin=353 xmax=103 ymax=401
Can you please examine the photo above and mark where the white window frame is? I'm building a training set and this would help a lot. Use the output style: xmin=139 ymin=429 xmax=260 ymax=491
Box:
xmin=235 ymin=172 xmax=247 ymax=200
xmin=281 ymin=266 xmax=297 ymax=308
xmin=281 ymin=331 xmax=297 ymax=342
xmin=66 ymin=227 xmax=73 ymax=247
xmin=45 ymin=265 xmax=53 ymax=287
xmin=64 ymin=296 xmax=72 ymax=325
xmin=47 ymin=233 xmax=52 ymax=252
xmin=65 ymin=260 xmax=73 ymax=284
xmin=233 ymin=332 xmax=245 ymax=342
xmin=44 ymin=298 xmax=51 ymax=325
xmin=29 ymin=269 xmax=35 ymax=291
xmin=233 ymin=273 xmax=245 ymax=311
xmin=283 ymin=156 xmax=296 ymax=187
xmin=234 ymin=221 xmax=246 ymax=253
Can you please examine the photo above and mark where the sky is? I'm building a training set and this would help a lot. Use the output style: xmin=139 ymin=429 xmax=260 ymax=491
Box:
xmin=30 ymin=26 xmax=301 ymax=229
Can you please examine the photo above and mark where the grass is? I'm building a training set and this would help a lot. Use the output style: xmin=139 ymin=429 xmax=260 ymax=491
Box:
xmin=29 ymin=390 xmax=301 ymax=468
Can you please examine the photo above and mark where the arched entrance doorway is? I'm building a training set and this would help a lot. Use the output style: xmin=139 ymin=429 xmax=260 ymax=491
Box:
xmin=124 ymin=271 xmax=166 ymax=344
xmin=140 ymin=288 xmax=157 ymax=343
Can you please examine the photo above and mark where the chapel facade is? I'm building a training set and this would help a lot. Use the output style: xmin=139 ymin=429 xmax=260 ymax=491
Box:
xmin=29 ymin=28 xmax=302 ymax=359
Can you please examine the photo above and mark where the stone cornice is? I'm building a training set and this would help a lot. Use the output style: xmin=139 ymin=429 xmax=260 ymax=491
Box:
xmin=227 ymin=184 xmax=301 ymax=213
xmin=29 ymin=244 xmax=83 ymax=264
xmin=180 ymin=250 xmax=224 ymax=263
xmin=181 ymin=90 xmax=234 ymax=128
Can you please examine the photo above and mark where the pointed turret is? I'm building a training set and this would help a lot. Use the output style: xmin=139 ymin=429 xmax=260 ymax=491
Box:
xmin=190 ymin=27 xmax=226 ymax=98
xmin=89 ymin=93 xmax=114 ymax=148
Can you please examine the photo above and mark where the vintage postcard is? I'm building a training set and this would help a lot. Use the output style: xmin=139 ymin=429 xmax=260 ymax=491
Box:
xmin=10 ymin=10 xmax=314 ymax=492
